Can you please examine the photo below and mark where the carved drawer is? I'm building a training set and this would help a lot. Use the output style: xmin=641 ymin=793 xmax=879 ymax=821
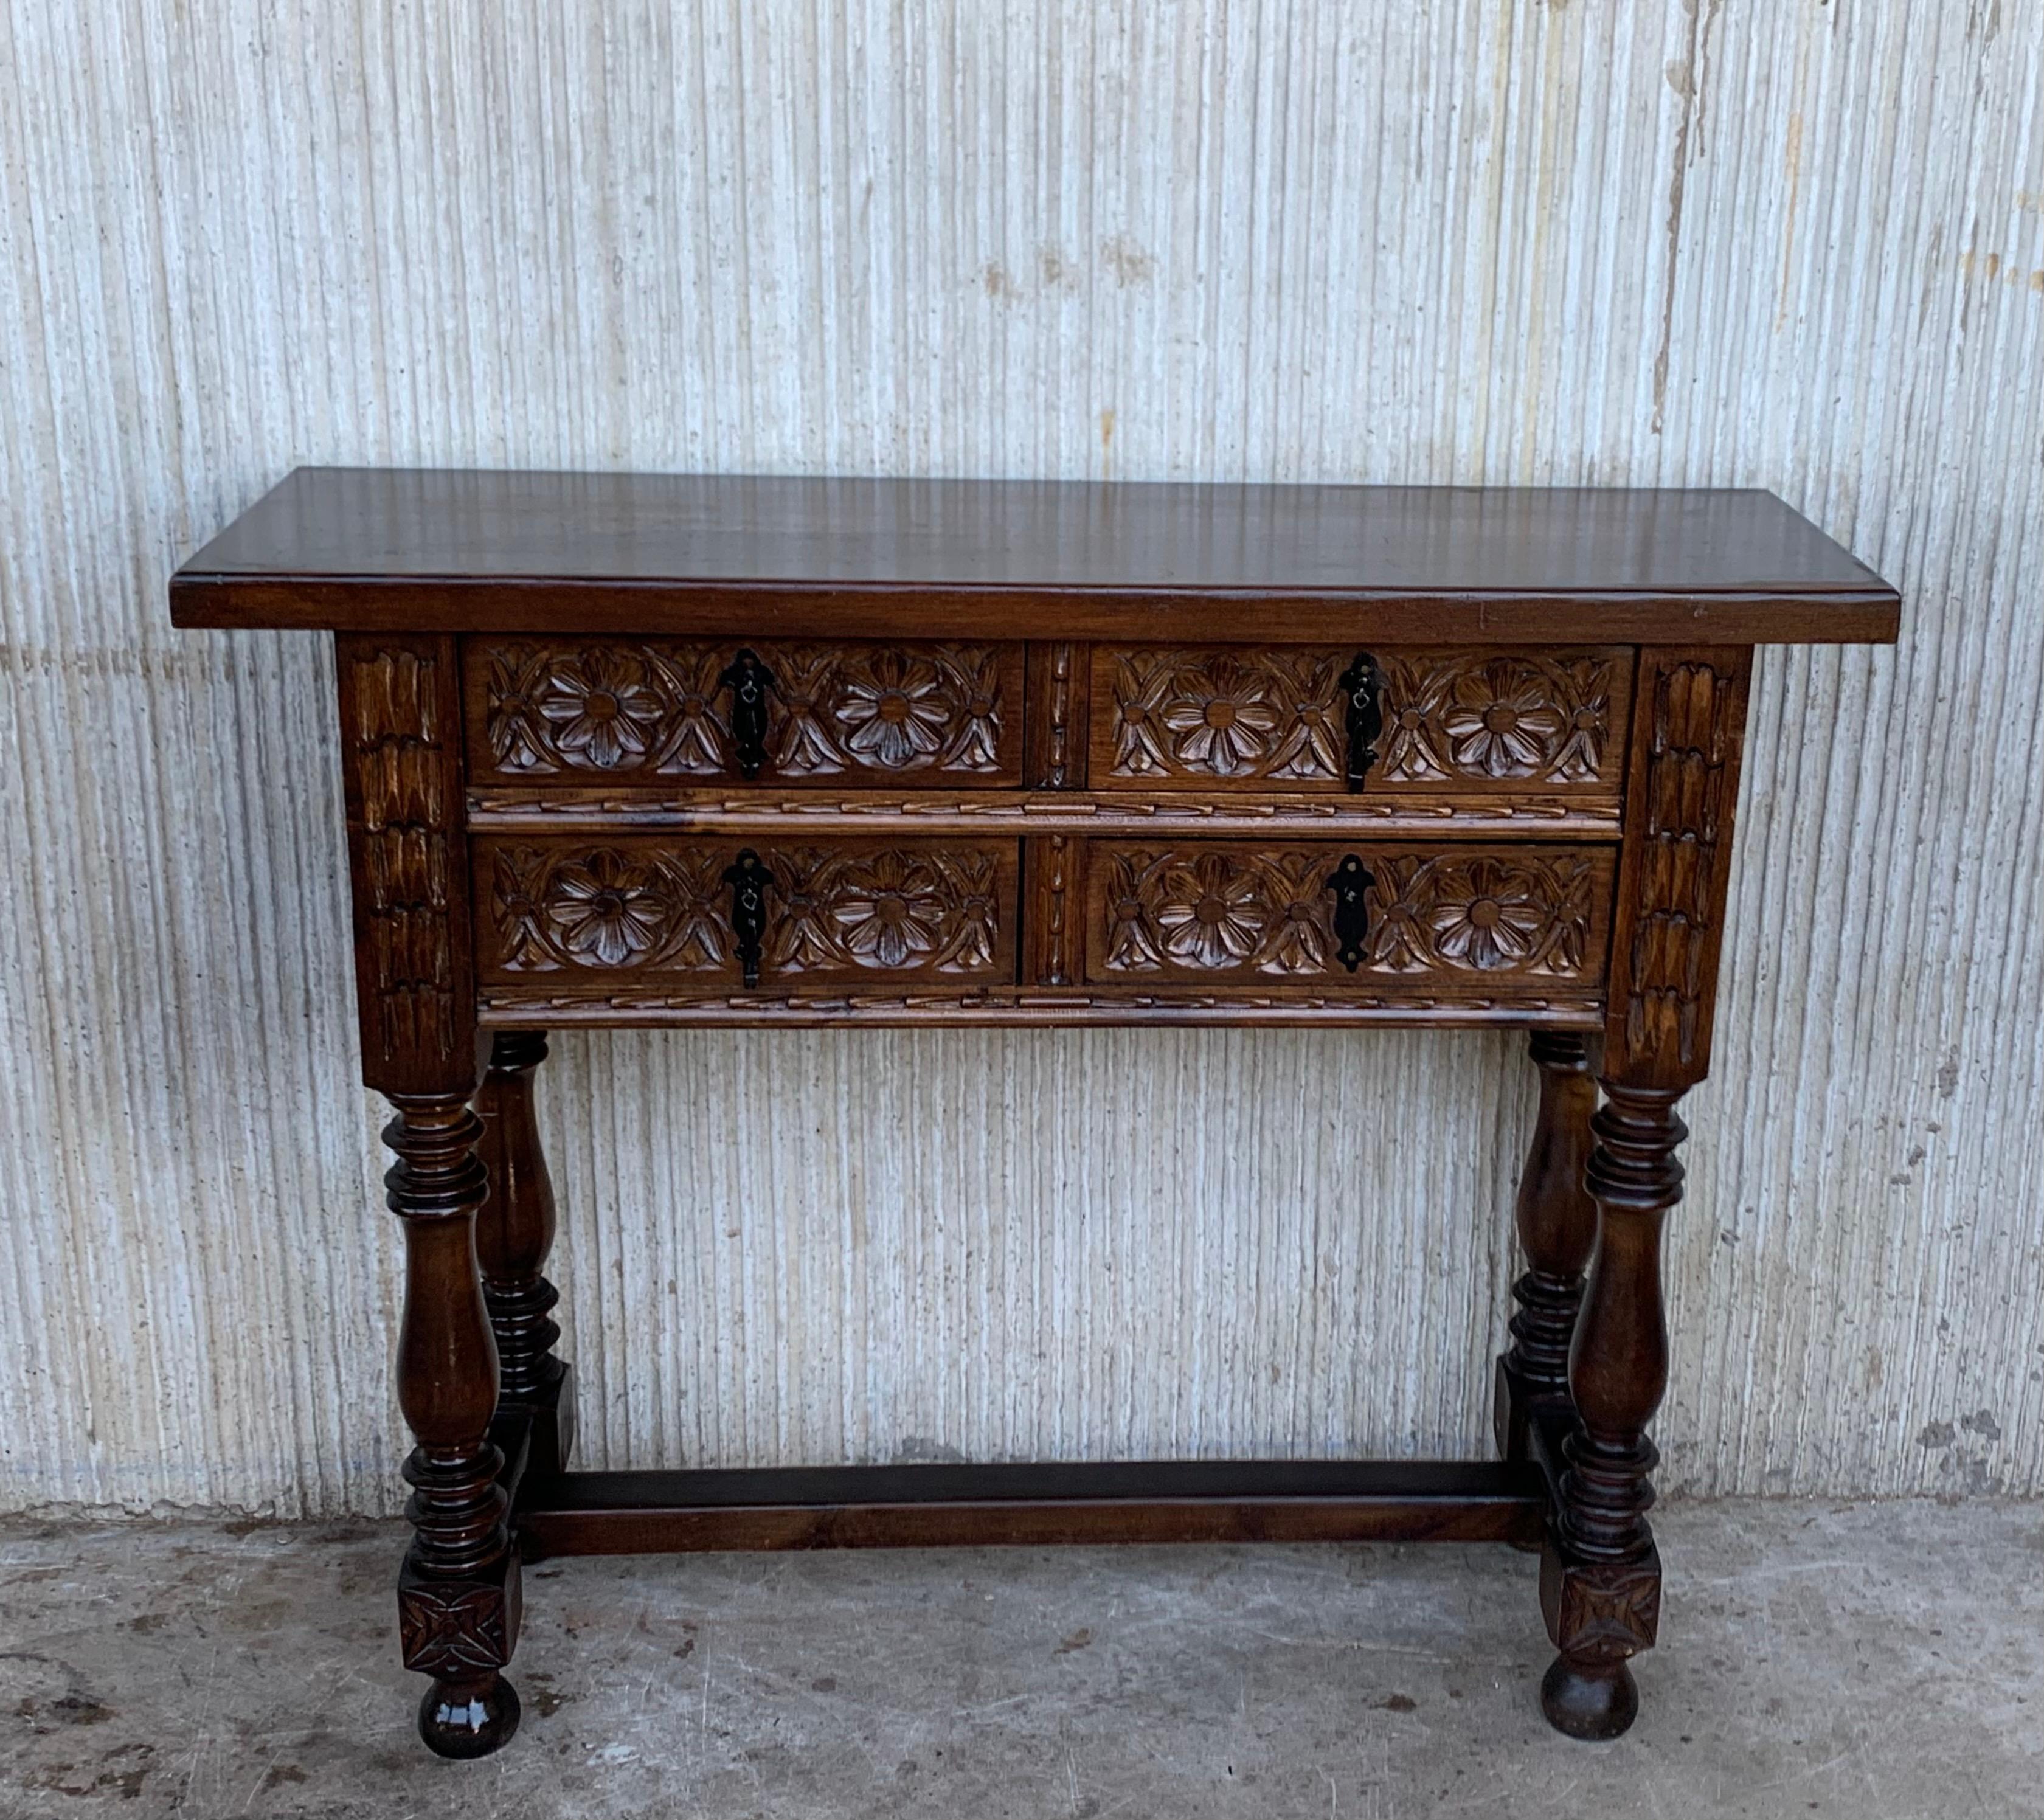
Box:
xmin=465 ymin=638 xmax=1025 ymax=787
xmin=1089 ymin=646 xmax=1631 ymax=800
xmin=474 ymin=835 xmax=1020 ymax=990
xmin=1065 ymin=838 xmax=1615 ymax=1003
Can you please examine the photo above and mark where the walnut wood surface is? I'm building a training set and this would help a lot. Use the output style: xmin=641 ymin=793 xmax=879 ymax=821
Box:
xmin=477 ymin=834 xmax=1019 ymax=989
xmin=180 ymin=477 xmax=1899 ymax=1757
xmin=1604 ymin=648 xmax=1751 ymax=1085
xmin=1090 ymin=646 xmax=1630 ymax=797
xmin=474 ymin=989 xmax=1605 ymax=1028
xmin=383 ymin=1092 xmax=522 ymax=1757
xmin=466 ymin=638 xmax=1024 ymax=787
xmin=1078 ymin=839 xmax=1613 ymax=995
xmin=473 ymin=1032 xmax=573 ymax=1490
xmin=516 ymin=1461 xmax=1546 ymax=1555
xmin=463 ymin=786 xmax=1624 ymax=838
xmin=1495 ymin=1033 xmax=1598 ymax=1464
xmin=335 ymin=635 xmax=480 ymax=1098
xmin=171 ymin=469 xmax=1901 ymax=643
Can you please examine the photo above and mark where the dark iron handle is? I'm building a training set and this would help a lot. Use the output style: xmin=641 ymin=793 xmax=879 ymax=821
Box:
xmin=722 ymin=849 xmax=771 ymax=988
xmin=718 ymin=648 xmax=775 ymax=780
xmin=1328 ymin=853 xmax=1374 ymax=973
xmin=1337 ymin=652 xmax=1384 ymax=792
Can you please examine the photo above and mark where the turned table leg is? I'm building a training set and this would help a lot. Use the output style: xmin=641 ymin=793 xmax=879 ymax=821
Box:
xmin=386 ymin=1094 xmax=522 ymax=1758
xmin=1539 ymin=1083 xmax=1684 ymax=1739
xmin=1495 ymin=1031 xmax=1598 ymax=1461
xmin=474 ymin=1031 xmax=574 ymax=1490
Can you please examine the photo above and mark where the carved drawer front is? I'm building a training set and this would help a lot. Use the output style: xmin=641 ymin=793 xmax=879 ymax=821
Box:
xmin=474 ymin=836 xmax=1019 ymax=989
xmin=1078 ymin=839 xmax=1614 ymax=998
xmin=465 ymin=638 xmax=1024 ymax=787
xmin=1089 ymin=646 xmax=1631 ymax=797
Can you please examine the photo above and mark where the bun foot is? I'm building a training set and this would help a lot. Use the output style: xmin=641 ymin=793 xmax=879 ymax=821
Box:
xmin=1539 ymin=1655 xmax=1638 ymax=1740
xmin=417 ymin=1672 xmax=521 ymax=1759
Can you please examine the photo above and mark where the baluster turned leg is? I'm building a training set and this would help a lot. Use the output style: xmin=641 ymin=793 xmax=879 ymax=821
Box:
xmin=1495 ymin=1032 xmax=1599 ymax=1461
xmin=386 ymin=1094 xmax=522 ymax=1758
xmin=474 ymin=1031 xmax=573 ymax=1489
xmin=1539 ymin=1084 xmax=1684 ymax=1739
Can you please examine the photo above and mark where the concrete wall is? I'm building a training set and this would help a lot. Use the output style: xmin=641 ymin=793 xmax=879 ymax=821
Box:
xmin=2 ymin=0 xmax=2040 ymax=1516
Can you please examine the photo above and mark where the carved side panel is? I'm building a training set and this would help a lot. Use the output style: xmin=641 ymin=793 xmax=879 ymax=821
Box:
xmin=336 ymin=635 xmax=477 ymax=1096
xmin=467 ymin=639 xmax=1024 ymax=786
xmin=1604 ymin=649 xmax=1752 ymax=1087
xmin=1083 ymin=840 xmax=1612 ymax=995
xmin=476 ymin=836 xmax=1019 ymax=988
xmin=1090 ymin=646 xmax=1630 ymax=795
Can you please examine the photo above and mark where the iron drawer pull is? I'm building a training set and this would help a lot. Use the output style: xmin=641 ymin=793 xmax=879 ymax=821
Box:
xmin=722 ymin=849 xmax=772 ymax=987
xmin=718 ymin=648 xmax=775 ymax=779
xmin=1338 ymin=651 xmax=1384 ymax=791
xmin=1328 ymin=853 xmax=1374 ymax=972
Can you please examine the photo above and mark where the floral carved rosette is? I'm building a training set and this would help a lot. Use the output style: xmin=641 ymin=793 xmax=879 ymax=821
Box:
xmin=767 ymin=847 xmax=1000 ymax=975
xmin=1109 ymin=649 xmax=1343 ymax=780
xmin=1100 ymin=846 xmax=1595 ymax=980
xmin=1360 ymin=854 xmax=1593 ymax=976
xmin=490 ymin=844 xmax=1003 ymax=979
xmin=1377 ymin=655 xmax=1613 ymax=784
xmin=483 ymin=642 xmax=1008 ymax=777
xmin=1107 ymin=649 xmax=1615 ymax=786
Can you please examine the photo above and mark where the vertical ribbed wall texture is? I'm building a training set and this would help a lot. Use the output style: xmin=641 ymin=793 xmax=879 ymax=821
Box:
xmin=2 ymin=2 xmax=2040 ymax=1515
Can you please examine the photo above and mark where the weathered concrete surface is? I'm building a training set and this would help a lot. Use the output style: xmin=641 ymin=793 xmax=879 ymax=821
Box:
xmin=3 ymin=1500 xmax=2040 ymax=1818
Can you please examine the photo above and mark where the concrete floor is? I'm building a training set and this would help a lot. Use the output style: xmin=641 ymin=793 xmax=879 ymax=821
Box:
xmin=2 ymin=1501 xmax=2040 ymax=1819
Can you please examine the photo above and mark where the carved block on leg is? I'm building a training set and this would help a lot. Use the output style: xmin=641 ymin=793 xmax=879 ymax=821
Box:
xmin=398 ymin=1546 xmax=524 ymax=1758
xmin=1495 ymin=1032 xmax=1598 ymax=1462
xmin=1538 ymin=1539 xmax=1661 ymax=1738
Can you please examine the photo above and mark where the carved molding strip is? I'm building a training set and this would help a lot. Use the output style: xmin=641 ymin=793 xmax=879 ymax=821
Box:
xmin=465 ymin=789 xmax=1623 ymax=832
xmin=1100 ymin=647 xmax=1625 ymax=789
xmin=1095 ymin=844 xmax=1602 ymax=983
xmin=478 ymin=989 xmax=1605 ymax=1026
xmin=476 ymin=640 xmax=1016 ymax=780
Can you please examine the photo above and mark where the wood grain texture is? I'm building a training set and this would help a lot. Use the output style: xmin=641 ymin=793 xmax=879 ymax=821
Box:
xmin=1090 ymin=646 xmax=1631 ymax=796
xmin=335 ymin=635 xmax=479 ymax=1098
xmin=1024 ymin=642 xmax=1092 ymax=789
xmin=169 ymin=470 xmax=1898 ymax=645
xmin=1605 ymin=649 xmax=1753 ymax=1088
xmin=477 ymin=836 xmax=1020 ymax=990
xmin=516 ymin=1461 xmax=1545 ymax=1555
xmin=1080 ymin=840 xmax=1612 ymax=996
xmin=466 ymin=638 xmax=1024 ymax=787
xmin=463 ymin=787 xmax=1624 ymax=838
xmin=475 ymin=993 xmax=1603 ymax=1029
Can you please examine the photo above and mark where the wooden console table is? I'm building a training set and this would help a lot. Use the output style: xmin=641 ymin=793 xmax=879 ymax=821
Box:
xmin=170 ymin=471 xmax=1897 ymax=1756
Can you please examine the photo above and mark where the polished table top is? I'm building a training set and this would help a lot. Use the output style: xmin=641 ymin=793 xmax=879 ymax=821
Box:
xmin=170 ymin=468 xmax=1899 ymax=645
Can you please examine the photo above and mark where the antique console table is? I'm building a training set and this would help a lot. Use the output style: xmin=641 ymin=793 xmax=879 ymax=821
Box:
xmin=170 ymin=471 xmax=1897 ymax=1757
